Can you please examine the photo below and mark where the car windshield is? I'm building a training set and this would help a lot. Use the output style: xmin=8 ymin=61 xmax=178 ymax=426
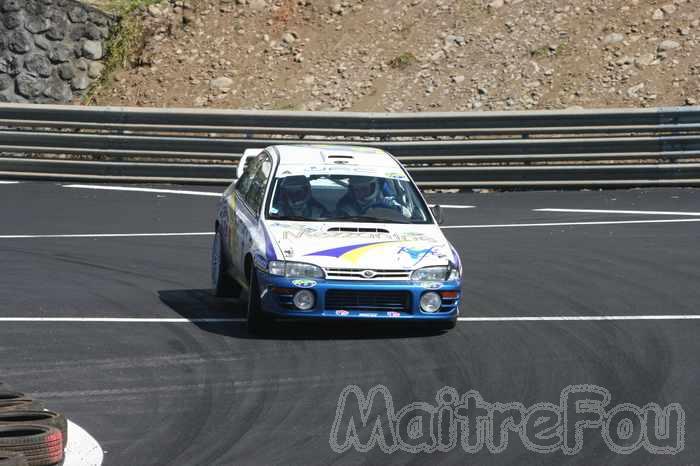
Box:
xmin=267 ymin=174 xmax=432 ymax=224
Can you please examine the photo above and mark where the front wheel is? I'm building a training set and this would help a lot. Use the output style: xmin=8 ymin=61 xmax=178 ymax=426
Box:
xmin=247 ymin=263 xmax=273 ymax=334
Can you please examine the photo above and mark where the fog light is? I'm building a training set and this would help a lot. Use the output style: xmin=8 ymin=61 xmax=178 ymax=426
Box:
xmin=420 ymin=292 xmax=442 ymax=313
xmin=293 ymin=290 xmax=315 ymax=311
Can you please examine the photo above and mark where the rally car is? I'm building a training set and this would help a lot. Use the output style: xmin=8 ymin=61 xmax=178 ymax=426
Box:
xmin=212 ymin=144 xmax=462 ymax=333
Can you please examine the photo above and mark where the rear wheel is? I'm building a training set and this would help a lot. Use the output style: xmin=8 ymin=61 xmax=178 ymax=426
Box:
xmin=212 ymin=228 xmax=240 ymax=298
xmin=247 ymin=263 xmax=273 ymax=334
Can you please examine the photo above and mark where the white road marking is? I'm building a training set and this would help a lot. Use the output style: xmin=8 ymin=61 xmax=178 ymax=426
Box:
xmin=0 ymin=181 xmax=20 ymax=184
xmin=535 ymin=208 xmax=700 ymax=216
xmin=457 ymin=315 xmax=700 ymax=322
xmin=64 ymin=420 xmax=103 ymax=466
xmin=0 ymin=317 xmax=244 ymax=322
xmin=0 ymin=232 xmax=214 ymax=239
xmin=63 ymin=184 xmax=221 ymax=197
xmin=0 ymin=316 xmax=697 ymax=323
xmin=442 ymin=218 xmax=700 ymax=229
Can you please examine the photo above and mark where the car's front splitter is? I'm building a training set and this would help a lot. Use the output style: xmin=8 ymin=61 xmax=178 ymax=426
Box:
xmin=255 ymin=270 xmax=460 ymax=322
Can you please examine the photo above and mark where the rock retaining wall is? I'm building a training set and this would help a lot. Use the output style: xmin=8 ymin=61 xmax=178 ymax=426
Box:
xmin=0 ymin=0 xmax=113 ymax=103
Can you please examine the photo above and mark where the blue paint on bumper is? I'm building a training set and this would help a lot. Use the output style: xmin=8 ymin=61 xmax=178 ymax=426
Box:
xmin=256 ymin=271 xmax=460 ymax=322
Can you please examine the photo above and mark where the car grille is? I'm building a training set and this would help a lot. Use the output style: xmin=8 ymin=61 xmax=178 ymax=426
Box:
xmin=324 ymin=268 xmax=412 ymax=280
xmin=325 ymin=290 xmax=411 ymax=312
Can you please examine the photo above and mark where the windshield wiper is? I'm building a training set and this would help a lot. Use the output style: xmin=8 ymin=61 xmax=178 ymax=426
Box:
xmin=337 ymin=215 xmax=413 ymax=224
xmin=269 ymin=215 xmax=310 ymax=221
xmin=336 ymin=215 xmax=381 ymax=222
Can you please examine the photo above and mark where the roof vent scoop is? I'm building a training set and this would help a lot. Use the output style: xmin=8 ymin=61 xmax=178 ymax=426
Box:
xmin=326 ymin=154 xmax=355 ymax=164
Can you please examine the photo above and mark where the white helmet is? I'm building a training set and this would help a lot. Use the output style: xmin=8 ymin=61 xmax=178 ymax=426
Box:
xmin=350 ymin=176 xmax=380 ymax=208
xmin=281 ymin=175 xmax=311 ymax=211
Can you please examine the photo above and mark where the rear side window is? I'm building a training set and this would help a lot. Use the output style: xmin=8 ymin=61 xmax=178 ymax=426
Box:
xmin=235 ymin=155 xmax=259 ymax=199
xmin=241 ymin=153 xmax=272 ymax=215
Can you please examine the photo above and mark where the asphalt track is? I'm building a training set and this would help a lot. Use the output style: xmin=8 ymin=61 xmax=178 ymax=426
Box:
xmin=1 ymin=181 xmax=699 ymax=465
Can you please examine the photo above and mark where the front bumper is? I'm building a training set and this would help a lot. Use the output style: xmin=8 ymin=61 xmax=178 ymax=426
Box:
xmin=256 ymin=271 xmax=460 ymax=322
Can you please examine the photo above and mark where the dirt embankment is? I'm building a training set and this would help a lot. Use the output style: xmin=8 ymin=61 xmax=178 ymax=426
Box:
xmin=89 ymin=0 xmax=700 ymax=111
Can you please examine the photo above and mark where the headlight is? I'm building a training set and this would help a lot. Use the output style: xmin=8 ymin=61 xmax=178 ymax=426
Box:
xmin=286 ymin=262 xmax=324 ymax=278
xmin=268 ymin=261 xmax=286 ymax=276
xmin=411 ymin=265 xmax=460 ymax=281
xmin=293 ymin=290 xmax=315 ymax=310
xmin=411 ymin=266 xmax=449 ymax=281
xmin=420 ymin=292 xmax=442 ymax=313
xmin=267 ymin=261 xmax=324 ymax=278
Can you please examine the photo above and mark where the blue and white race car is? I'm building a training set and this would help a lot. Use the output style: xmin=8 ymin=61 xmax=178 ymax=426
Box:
xmin=212 ymin=145 xmax=461 ymax=333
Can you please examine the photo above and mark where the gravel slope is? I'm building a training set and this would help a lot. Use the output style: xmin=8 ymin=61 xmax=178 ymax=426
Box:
xmin=91 ymin=0 xmax=700 ymax=111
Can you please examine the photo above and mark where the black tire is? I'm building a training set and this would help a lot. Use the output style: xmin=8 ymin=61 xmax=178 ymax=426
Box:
xmin=0 ymin=426 xmax=63 ymax=466
xmin=0 ymin=402 xmax=44 ymax=414
xmin=212 ymin=228 xmax=241 ymax=298
xmin=0 ymin=450 xmax=28 ymax=466
xmin=247 ymin=263 xmax=273 ymax=335
xmin=0 ymin=412 xmax=67 ymax=448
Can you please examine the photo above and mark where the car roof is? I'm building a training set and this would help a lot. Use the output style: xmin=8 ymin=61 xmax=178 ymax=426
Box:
xmin=271 ymin=145 xmax=401 ymax=171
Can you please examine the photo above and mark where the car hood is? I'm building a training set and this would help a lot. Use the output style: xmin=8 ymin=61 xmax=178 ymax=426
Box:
xmin=264 ymin=221 xmax=456 ymax=270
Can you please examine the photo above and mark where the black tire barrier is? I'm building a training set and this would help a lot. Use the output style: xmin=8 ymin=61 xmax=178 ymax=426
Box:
xmin=0 ymin=396 xmax=23 ymax=404
xmin=0 ymin=402 xmax=44 ymax=414
xmin=0 ymin=426 xmax=63 ymax=466
xmin=0 ymin=412 xmax=67 ymax=449
xmin=0 ymin=450 xmax=28 ymax=466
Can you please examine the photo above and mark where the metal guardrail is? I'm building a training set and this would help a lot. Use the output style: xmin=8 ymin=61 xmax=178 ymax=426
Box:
xmin=1 ymin=103 xmax=699 ymax=187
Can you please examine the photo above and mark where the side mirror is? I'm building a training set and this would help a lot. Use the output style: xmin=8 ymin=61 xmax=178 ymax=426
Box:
xmin=430 ymin=204 xmax=444 ymax=225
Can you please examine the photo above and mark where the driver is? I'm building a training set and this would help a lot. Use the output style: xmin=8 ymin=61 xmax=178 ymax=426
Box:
xmin=276 ymin=175 xmax=328 ymax=219
xmin=337 ymin=176 xmax=402 ymax=217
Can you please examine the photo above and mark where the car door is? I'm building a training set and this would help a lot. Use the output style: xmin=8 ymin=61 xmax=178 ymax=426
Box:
xmin=230 ymin=152 xmax=272 ymax=277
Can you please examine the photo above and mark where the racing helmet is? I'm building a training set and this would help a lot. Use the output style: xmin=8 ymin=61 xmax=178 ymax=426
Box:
xmin=349 ymin=176 xmax=380 ymax=207
xmin=280 ymin=175 xmax=311 ymax=211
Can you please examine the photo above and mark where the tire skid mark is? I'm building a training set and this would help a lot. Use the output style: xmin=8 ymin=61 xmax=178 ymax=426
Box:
xmin=1 ymin=339 xmax=371 ymax=376
xmin=31 ymin=368 xmax=394 ymax=399
xmin=2 ymin=353 xmax=247 ymax=376
xmin=2 ymin=244 xmax=189 ymax=287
